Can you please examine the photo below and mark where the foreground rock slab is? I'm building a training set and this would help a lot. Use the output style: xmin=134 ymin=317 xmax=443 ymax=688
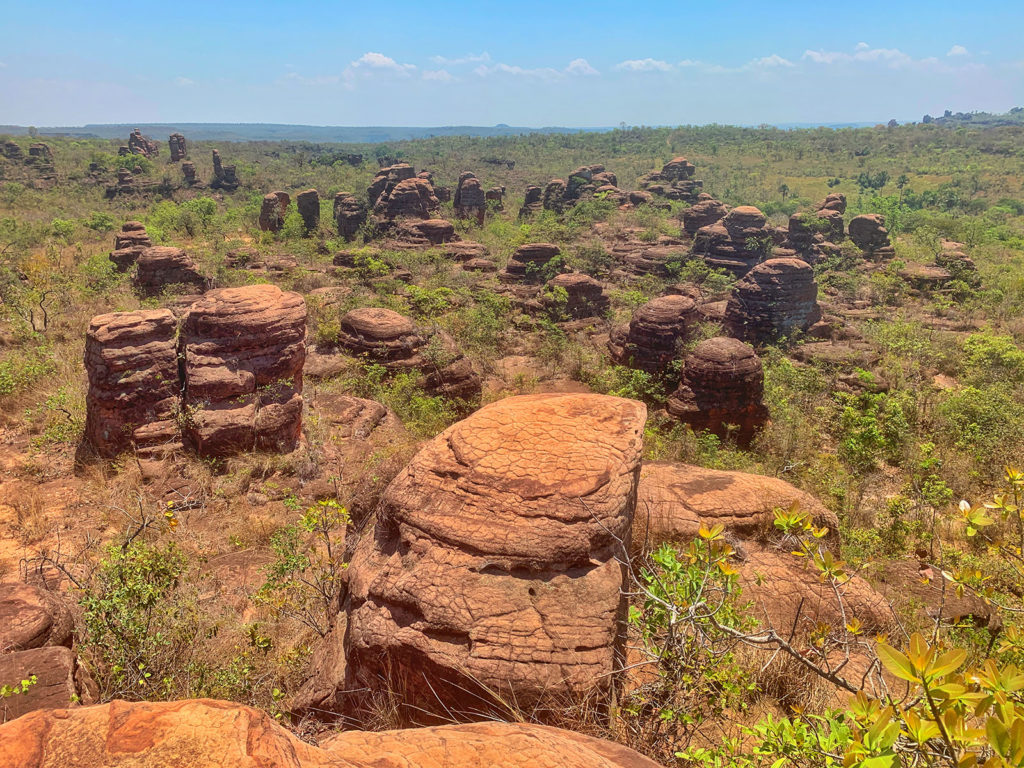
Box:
xmin=0 ymin=699 xmax=662 ymax=768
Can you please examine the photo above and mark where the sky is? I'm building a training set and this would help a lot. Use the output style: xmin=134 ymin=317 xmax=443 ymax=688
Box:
xmin=1 ymin=0 xmax=1022 ymax=127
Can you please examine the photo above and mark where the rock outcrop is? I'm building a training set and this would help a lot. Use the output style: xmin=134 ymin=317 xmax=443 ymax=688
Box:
xmin=333 ymin=192 xmax=367 ymax=240
xmin=258 ymin=191 xmax=290 ymax=232
xmin=693 ymin=206 xmax=773 ymax=276
xmin=180 ymin=285 xmax=306 ymax=457
xmin=723 ymin=258 xmax=821 ymax=343
xmin=815 ymin=193 xmax=846 ymax=241
xmin=209 ymin=149 xmax=239 ymax=191
xmin=608 ymin=294 xmax=698 ymax=372
xmin=498 ymin=243 xmax=566 ymax=284
xmin=666 ymin=337 xmax=768 ymax=444
xmin=109 ymin=221 xmax=153 ymax=271
xmin=453 ymin=172 xmax=486 ymax=225
xmin=84 ymin=309 xmax=181 ymax=457
xmin=133 ymin=246 xmax=207 ymax=297
xmin=127 ymin=128 xmax=159 ymax=157
xmin=519 ymin=185 xmax=543 ymax=217
xmin=373 ymin=175 xmax=440 ymax=220
xmin=341 ymin=394 xmax=647 ymax=721
xmin=335 ymin=307 xmax=481 ymax=400
xmin=0 ymin=583 xmax=74 ymax=653
xmin=181 ymin=161 xmax=200 ymax=186
xmin=295 ymin=189 xmax=320 ymax=232
xmin=168 ymin=133 xmax=187 ymax=161
xmin=848 ymin=214 xmax=894 ymax=259
xmin=682 ymin=194 xmax=729 ymax=237
xmin=0 ymin=699 xmax=661 ymax=768
xmin=544 ymin=273 xmax=610 ymax=319
xmin=640 ymin=157 xmax=703 ymax=203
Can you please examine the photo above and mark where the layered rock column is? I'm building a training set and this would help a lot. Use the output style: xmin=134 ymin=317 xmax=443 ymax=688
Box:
xmin=343 ymin=393 xmax=647 ymax=721
xmin=723 ymin=258 xmax=821 ymax=343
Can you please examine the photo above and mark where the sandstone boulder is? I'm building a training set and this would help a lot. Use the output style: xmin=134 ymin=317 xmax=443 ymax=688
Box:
xmin=376 ymin=177 xmax=439 ymax=219
xmin=180 ymin=285 xmax=306 ymax=456
xmin=333 ymin=192 xmax=367 ymax=240
xmin=499 ymin=243 xmax=566 ymax=284
xmin=0 ymin=699 xmax=661 ymax=768
xmin=544 ymin=273 xmax=609 ymax=319
xmin=454 ymin=172 xmax=486 ymax=225
xmin=296 ymin=189 xmax=320 ymax=232
xmin=127 ymin=128 xmax=159 ymax=157
xmin=84 ymin=309 xmax=181 ymax=457
xmin=258 ymin=191 xmax=290 ymax=232
xmin=168 ymin=133 xmax=186 ymax=162
xmin=0 ymin=646 xmax=96 ymax=723
xmin=848 ymin=214 xmax=894 ymax=259
xmin=682 ymin=195 xmax=729 ymax=237
xmin=0 ymin=583 xmax=73 ymax=653
xmin=518 ymin=185 xmax=543 ymax=217
xmin=342 ymin=394 xmax=647 ymax=721
xmin=133 ymin=246 xmax=207 ymax=297
xmin=724 ymin=258 xmax=821 ymax=343
xmin=368 ymin=163 xmax=417 ymax=208
xmin=666 ymin=337 xmax=768 ymax=444
xmin=693 ymin=206 xmax=772 ymax=276
xmin=608 ymin=294 xmax=698 ymax=372
xmin=109 ymin=221 xmax=153 ymax=271
xmin=209 ymin=149 xmax=239 ymax=191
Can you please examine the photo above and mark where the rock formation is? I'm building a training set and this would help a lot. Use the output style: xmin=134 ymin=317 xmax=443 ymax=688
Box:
xmin=666 ymin=337 xmax=768 ymax=444
xmin=498 ymin=243 xmax=567 ymax=284
xmin=133 ymin=246 xmax=207 ymax=297
xmin=296 ymin=188 xmax=320 ymax=232
xmin=485 ymin=185 xmax=505 ymax=209
xmin=258 ymin=191 xmax=291 ymax=232
xmin=608 ymin=294 xmax=699 ymax=372
xmin=519 ymin=185 xmax=543 ymax=217
xmin=724 ymin=258 xmax=822 ymax=343
xmin=376 ymin=177 xmax=440 ymax=219
xmin=395 ymin=218 xmax=457 ymax=245
xmin=180 ymin=285 xmax=306 ymax=456
xmin=2 ymin=140 xmax=23 ymax=160
xmin=848 ymin=214 xmax=894 ymax=259
xmin=127 ymin=128 xmax=159 ymax=157
xmin=544 ymin=273 xmax=610 ymax=319
xmin=620 ymin=245 xmax=687 ymax=277
xmin=209 ymin=149 xmax=239 ymax=191
xmin=0 ymin=583 xmax=95 ymax=722
xmin=109 ymin=221 xmax=153 ymax=271
xmin=23 ymin=143 xmax=57 ymax=188
xmin=815 ymin=192 xmax=846 ymax=241
xmin=84 ymin=309 xmax=182 ymax=457
xmin=682 ymin=194 xmax=729 ymax=237
xmin=340 ymin=393 xmax=646 ymax=721
xmin=367 ymin=163 xmax=416 ymax=208
xmin=0 ymin=699 xmax=661 ymax=768
xmin=454 ymin=172 xmax=486 ymax=225
xmin=333 ymin=192 xmax=367 ymax=240
xmin=640 ymin=157 xmax=704 ymax=203
xmin=693 ymin=206 xmax=773 ymax=276
xmin=335 ymin=307 xmax=481 ymax=400
xmin=181 ymin=160 xmax=200 ymax=186
xmin=168 ymin=133 xmax=187 ymax=161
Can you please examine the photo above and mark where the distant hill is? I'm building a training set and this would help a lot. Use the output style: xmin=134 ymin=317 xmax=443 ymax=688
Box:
xmin=0 ymin=123 xmax=615 ymax=143
xmin=921 ymin=107 xmax=1024 ymax=127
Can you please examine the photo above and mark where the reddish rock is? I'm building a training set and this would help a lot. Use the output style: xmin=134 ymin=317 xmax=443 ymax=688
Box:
xmin=398 ymin=218 xmax=456 ymax=245
xmin=485 ymin=186 xmax=505 ymax=208
xmin=168 ymin=133 xmax=187 ymax=162
xmin=682 ymin=195 xmax=729 ymax=236
xmin=499 ymin=243 xmax=567 ymax=284
xmin=84 ymin=309 xmax=181 ymax=457
xmin=724 ymin=258 xmax=822 ymax=343
xmin=454 ymin=172 xmax=486 ymax=225
xmin=661 ymin=156 xmax=696 ymax=181
xmin=133 ymin=246 xmax=207 ymax=297
xmin=667 ymin=337 xmax=768 ymax=444
xmin=693 ymin=206 xmax=772 ymax=276
xmin=814 ymin=193 xmax=847 ymax=241
xmin=368 ymin=163 xmax=417 ymax=207
xmin=258 ymin=191 xmax=291 ymax=232
xmin=180 ymin=285 xmax=306 ymax=456
xmin=333 ymin=192 xmax=367 ymax=240
xmin=545 ymin=273 xmax=609 ymax=319
xmin=640 ymin=157 xmax=703 ymax=203
xmin=518 ymin=185 xmax=543 ymax=217
xmin=608 ymin=294 xmax=698 ymax=372
xmin=0 ymin=583 xmax=74 ymax=652
xmin=181 ymin=161 xmax=200 ymax=186
xmin=209 ymin=149 xmax=239 ymax=191
xmin=109 ymin=221 xmax=153 ymax=271
xmin=0 ymin=699 xmax=662 ymax=768
xmin=0 ymin=646 xmax=96 ymax=722
xmin=127 ymin=128 xmax=159 ymax=157
xmin=341 ymin=394 xmax=647 ymax=721
xmin=296 ymin=188 xmax=320 ymax=232
xmin=443 ymin=241 xmax=489 ymax=261
xmin=376 ymin=177 xmax=439 ymax=219
xmin=621 ymin=245 xmax=686 ymax=277
xmin=542 ymin=178 xmax=568 ymax=212
xmin=462 ymin=257 xmax=497 ymax=272
xmin=848 ymin=214 xmax=894 ymax=259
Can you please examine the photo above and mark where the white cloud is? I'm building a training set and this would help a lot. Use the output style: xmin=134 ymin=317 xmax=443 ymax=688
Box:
xmin=349 ymin=52 xmax=416 ymax=74
xmin=947 ymin=44 xmax=969 ymax=57
xmin=430 ymin=52 xmax=490 ymax=66
xmin=422 ymin=69 xmax=454 ymax=82
xmin=751 ymin=54 xmax=794 ymax=68
xmin=279 ymin=72 xmax=344 ymax=87
xmin=566 ymin=58 xmax=599 ymax=76
xmin=474 ymin=62 xmax=562 ymax=78
xmin=615 ymin=58 xmax=673 ymax=72
xmin=174 ymin=77 xmax=195 ymax=87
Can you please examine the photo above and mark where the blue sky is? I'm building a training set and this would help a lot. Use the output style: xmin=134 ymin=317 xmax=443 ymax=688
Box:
xmin=1 ymin=0 xmax=1022 ymax=126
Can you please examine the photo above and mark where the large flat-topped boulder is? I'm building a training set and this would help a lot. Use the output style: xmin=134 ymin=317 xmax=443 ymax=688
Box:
xmin=343 ymin=393 xmax=647 ymax=721
xmin=724 ymin=258 xmax=821 ymax=343
xmin=181 ymin=285 xmax=306 ymax=456
xmin=84 ymin=309 xmax=181 ymax=457
xmin=633 ymin=462 xmax=840 ymax=554
xmin=338 ymin=307 xmax=422 ymax=362
xmin=133 ymin=246 xmax=207 ymax=297
xmin=682 ymin=194 xmax=729 ymax=236
xmin=0 ymin=699 xmax=662 ymax=768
